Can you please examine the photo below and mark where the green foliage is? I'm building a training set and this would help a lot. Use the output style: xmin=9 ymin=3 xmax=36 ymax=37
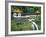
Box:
xmin=11 ymin=15 xmax=41 ymax=31
xmin=35 ymin=16 xmax=41 ymax=30
xmin=11 ymin=6 xmax=41 ymax=14
xmin=11 ymin=18 xmax=33 ymax=31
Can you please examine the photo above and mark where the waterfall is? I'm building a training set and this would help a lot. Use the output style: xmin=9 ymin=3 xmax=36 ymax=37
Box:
xmin=32 ymin=22 xmax=38 ymax=30
xmin=28 ymin=19 xmax=38 ymax=30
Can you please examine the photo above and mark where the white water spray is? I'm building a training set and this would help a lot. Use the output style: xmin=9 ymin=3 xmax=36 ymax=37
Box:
xmin=28 ymin=19 xmax=38 ymax=30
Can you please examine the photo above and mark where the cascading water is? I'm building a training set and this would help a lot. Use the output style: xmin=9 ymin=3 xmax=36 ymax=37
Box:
xmin=32 ymin=22 xmax=38 ymax=30
xmin=28 ymin=19 xmax=38 ymax=30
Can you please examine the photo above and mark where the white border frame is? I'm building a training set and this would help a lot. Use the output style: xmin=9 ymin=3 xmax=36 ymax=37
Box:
xmin=8 ymin=3 xmax=43 ymax=35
